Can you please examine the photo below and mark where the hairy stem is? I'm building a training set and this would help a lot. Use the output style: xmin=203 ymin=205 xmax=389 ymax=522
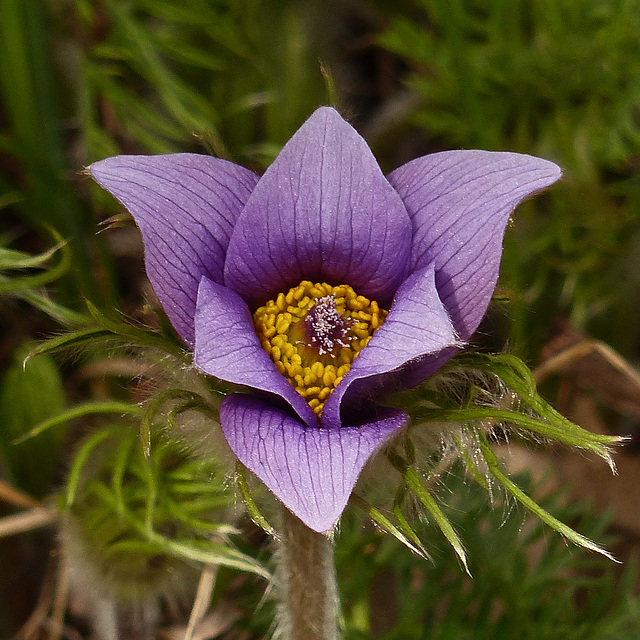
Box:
xmin=278 ymin=508 xmax=340 ymax=640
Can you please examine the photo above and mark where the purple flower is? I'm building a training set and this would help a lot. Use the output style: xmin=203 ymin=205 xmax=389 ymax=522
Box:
xmin=90 ymin=107 xmax=560 ymax=532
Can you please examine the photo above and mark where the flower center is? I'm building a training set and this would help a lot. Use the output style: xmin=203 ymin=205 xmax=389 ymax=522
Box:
xmin=253 ymin=281 xmax=387 ymax=418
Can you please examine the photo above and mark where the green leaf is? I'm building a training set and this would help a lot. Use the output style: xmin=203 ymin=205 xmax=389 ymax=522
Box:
xmin=452 ymin=433 xmax=490 ymax=489
xmin=412 ymin=352 xmax=621 ymax=465
xmin=14 ymin=401 xmax=142 ymax=446
xmin=85 ymin=301 xmax=188 ymax=355
xmin=142 ymin=388 xmax=219 ymax=457
xmin=0 ymin=237 xmax=71 ymax=294
xmin=0 ymin=242 xmax=63 ymax=270
xmin=235 ymin=461 xmax=276 ymax=538
xmin=413 ymin=405 xmax=619 ymax=458
xmin=26 ymin=328 xmax=118 ymax=359
xmin=320 ymin=61 xmax=339 ymax=108
xmin=475 ymin=427 xmax=616 ymax=561
xmin=403 ymin=467 xmax=470 ymax=574
xmin=392 ymin=498 xmax=429 ymax=557
xmin=26 ymin=304 xmax=188 ymax=360
xmin=351 ymin=494 xmax=427 ymax=559
xmin=13 ymin=289 xmax=89 ymax=326
xmin=65 ymin=425 xmax=123 ymax=508
xmin=161 ymin=537 xmax=269 ymax=579
xmin=0 ymin=345 xmax=67 ymax=497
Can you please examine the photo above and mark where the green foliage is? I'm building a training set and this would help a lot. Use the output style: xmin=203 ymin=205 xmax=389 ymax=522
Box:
xmin=66 ymin=0 xmax=327 ymax=166
xmin=1 ymin=0 xmax=327 ymax=311
xmin=0 ymin=345 xmax=67 ymax=498
xmin=379 ymin=0 xmax=640 ymax=159
xmin=235 ymin=460 xmax=278 ymax=537
xmin=366 ymin=352 xmax=620 ymax=565
xmin=378 ymin=0 xmax=640 ymax=357
xmin=26 ymin=299 xmax=189 ymax=360
xmin=2 ymin=0 xmax=638 ymax=634
xmin=13 ymin=400 xmax=142 ymax=448
xmin=339 ymin=469 xmax=640 ymax=640
xmin=63 ymin=423 xmax=268 ymax=600
xmin=0 ymin=232 xmax=88 ymax=324
xmin=0 ymin=234 xmax=69 ymax=293
xmin=0 ymin=0 xmax=116 ymax=305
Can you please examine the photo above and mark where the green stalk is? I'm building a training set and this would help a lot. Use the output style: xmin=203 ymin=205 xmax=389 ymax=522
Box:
xmin=278 ymin=508 xmax=340 ymax=640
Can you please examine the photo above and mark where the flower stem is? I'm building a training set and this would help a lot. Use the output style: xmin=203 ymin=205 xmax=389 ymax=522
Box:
xmin=278 ymin=508 xmax=340 ymax=640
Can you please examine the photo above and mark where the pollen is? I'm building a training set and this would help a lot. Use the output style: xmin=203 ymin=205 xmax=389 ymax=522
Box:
xmin=253 ymin=281 xmax=388 ymax=419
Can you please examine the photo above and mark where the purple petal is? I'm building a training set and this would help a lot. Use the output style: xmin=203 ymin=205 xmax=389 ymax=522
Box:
xmin=194 ymin=277 xmax=317 ymax=427
xmin=90 ymin=154 xmax=259 ymax=345
xmin=224 ymin=107 xmax=412 ymax=307
xmin=220 ymin=394 xmax=407 ymax=532
xmin=387 ymin=151 xmax=561 ymax=340
xmin=322 ymin=265 xmax=456 ymax=428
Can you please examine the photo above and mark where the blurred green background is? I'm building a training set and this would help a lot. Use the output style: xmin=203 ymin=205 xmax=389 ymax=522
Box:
xmin=2 ymin=0 xmax=640 ymax=638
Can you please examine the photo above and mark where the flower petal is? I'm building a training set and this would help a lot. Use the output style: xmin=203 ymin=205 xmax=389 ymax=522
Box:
xmin=194 ymin=276 xmax=317 ymax=427
xmin=224 ymin=107 xmax=412 ymax=307
xmin=220 ymin=394 xmax=406 ymax=532
xmin=90 ymin=154 xmax=259 ymax=345
xmin=387 ymin=151 xmax=561 ymax=340
xmin=322 ymin=265 xmax=456 ymax=429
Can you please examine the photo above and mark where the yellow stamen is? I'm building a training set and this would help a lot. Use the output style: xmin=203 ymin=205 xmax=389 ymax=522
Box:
xmin=253 ymin=281 xmax=387 ymax=418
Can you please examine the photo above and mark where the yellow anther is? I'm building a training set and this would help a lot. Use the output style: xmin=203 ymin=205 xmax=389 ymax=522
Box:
xmin=253 ymin=280 xmax=388 ymax=419
xmin=272 ymin=334 xmax=286 ymax=349
xmin=322 ymin=367 xmax=337 ymax=388
xmin=276 ymin=314 xmax=292 ymax=335
xmin=289 ymin=364 xmax=303 ymax=379
xmin=352 ymin=323 xmax=371 ymax=340
xmin=310 ymin=361 xmax=324 ymax=378
xmin=318 ymin=387 xmax=332 ymax=401
xmin=338 ymin=348 xmax=353 ymax=364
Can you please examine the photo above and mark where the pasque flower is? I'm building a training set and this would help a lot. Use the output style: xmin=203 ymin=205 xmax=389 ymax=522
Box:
xmin=90 ymin=107 xmax=560 ymax=532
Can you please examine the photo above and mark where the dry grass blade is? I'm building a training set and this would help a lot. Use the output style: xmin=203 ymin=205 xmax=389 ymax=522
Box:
xmin=0 ymin=507 xmax=57 ymax=538
xmin=48 ymin=556 xmax=70 ymax=640
xmin=159 ymin=601 xmax=240 ymax=640
xmin=0 ymin=478 xmax=40 ymax=509
xmin=185 ymin=567 xmax=217 ymax=640
xmin=535 ymin=337 xmax=640 ymax=419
